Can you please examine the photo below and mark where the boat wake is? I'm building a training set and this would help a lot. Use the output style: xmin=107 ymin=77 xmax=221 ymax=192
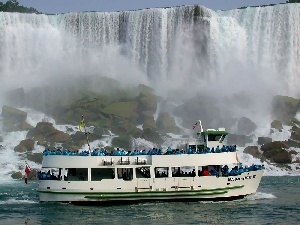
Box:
xmin=245 ymin=192 xmax=276 ymax=201
xmin=0 ymin=198 xmax=37 ymax=205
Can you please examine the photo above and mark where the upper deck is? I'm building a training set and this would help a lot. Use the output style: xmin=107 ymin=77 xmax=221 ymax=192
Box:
xmin=42 ymin=151 xmax=239 ymax=168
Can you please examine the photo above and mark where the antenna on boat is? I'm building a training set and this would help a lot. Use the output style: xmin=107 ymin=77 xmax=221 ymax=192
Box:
xmin=81 ymin=115 xmax=91 ymax=153
xmin=198 ymin=120 xmax=203 ymax=133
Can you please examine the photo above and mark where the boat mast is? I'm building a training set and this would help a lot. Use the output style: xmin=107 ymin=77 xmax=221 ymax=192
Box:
xmin=198 ymin=120 xmax=203 ymax=133
xmin=195 ymin=120 xmax=203 ymax=151
xmin=81 ymin=115 xmax=91 ymax=153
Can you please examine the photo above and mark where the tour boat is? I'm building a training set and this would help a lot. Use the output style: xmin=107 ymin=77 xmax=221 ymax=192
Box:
xmin=37 ymin=120 xmax=264 ymax=204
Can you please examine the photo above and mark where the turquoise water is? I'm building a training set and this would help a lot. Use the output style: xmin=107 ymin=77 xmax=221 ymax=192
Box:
xmin=0 ymin=176 xmax=299 ymax=225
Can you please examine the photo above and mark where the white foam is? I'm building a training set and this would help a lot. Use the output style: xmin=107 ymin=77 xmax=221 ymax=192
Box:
xmin=246 ymin=192 xmax=276 ymax=201
xmin=0 ymin=198 xmax=37 ymax=204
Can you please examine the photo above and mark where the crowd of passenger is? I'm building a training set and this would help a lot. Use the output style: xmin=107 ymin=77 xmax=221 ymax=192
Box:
xmin=43 ymin=145 xmax=237 ymax=156
xmin=37 ymin=170 xmax=60 ymax=180
xmin=155 ymin=164 xmax=265 ymax=178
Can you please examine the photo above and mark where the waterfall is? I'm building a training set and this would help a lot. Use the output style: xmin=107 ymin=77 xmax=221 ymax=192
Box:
xmin=0 ymin=4 xmax=299 ymax=130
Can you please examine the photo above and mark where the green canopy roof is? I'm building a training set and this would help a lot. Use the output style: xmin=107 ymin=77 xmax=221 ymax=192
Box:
xmin=197 ymin=130 xmax=228 ymax=136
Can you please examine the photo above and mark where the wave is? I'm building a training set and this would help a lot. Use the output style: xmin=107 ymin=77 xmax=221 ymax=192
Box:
xmin=246 ymin=192 xmax=276 ymax=201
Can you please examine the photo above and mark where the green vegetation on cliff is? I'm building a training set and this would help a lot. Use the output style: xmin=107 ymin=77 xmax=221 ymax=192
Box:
xmin=0 ymin=0 xmax=40 ymax=13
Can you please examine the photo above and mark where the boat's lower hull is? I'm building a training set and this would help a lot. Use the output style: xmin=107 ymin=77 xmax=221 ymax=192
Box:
xmin=38 ymin=170 xmax=263 ymax=204
xmin=71 ymin=195 xmax=247 ymax=205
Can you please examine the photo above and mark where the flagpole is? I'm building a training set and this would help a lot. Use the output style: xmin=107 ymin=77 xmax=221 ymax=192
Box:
xmin=82 ymin=115 xmax=91 ymax=154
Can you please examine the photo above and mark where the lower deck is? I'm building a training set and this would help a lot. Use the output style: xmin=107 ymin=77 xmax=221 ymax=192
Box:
xmin=38 ymin=170 xmax=263 ymax=203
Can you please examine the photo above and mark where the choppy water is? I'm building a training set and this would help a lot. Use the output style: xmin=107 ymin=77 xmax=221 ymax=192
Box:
xmin=0 ymin=176 xmax=299 ymax=225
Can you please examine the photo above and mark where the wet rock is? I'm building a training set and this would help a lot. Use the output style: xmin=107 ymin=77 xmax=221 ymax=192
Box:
xmin=291 ymin=118 xmax=300 ymax=127
xmin=261 ymin=141 xmax=292 ymax=164
xmin=257 ymin=137 xmax=272 ymax=145
xmin=237 ymin=117 xmax=257 ymax=135
xmin=137 ymin=84 xmax=157 ymax=114
xmin=290 ymin=131 xmax=300 ymax=142
xmin=156 ymin=112 xmax=181 ymax=134
xmin=1 ymin=105 xmax=30 ymax=132
xmin=271 ymin=95 xmax=300 ymax=124
xmin=142 ymin=112 xmax=157 ymax=130
xmin=102 ymin=101 xmax=138 ymax=122
xmin=14 ymin=139 xmax=35 ymax=153
xmin=283 ymin=139 xmax=300 ymax=148
xmin=11 ymin=171 xmax=22 ymax=179
xmin=271 ymin=120 xmax=283 ymax=131
xmin=244 ymin=146 xmax=262 ymax=159
xmin=28 ymin=169 xmax=38 ymax=180
xmin=26 ymin=153 xmax=43 ymax=164
xmin=112 ymin=135 xmax=132 ymax=150
xmin=2 ymin=105 xmax=27 ymax=122
xmin=142 ymin=128 xmax=163 ymax=146
xmin=27 ymin=122 xmax=71 ymax=143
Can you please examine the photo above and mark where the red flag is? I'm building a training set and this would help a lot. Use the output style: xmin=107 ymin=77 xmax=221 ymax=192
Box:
xmin=192 ymin=122 xmax=198 ymax=129
xmin=25 ymin=164 xmax=31 ymax=175
xmin=25 ymin=163 xmax=31 ymax=184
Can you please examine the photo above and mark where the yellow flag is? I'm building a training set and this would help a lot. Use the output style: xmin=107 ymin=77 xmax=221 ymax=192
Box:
xmin=78 ymin=119 xmax=85 ymax=131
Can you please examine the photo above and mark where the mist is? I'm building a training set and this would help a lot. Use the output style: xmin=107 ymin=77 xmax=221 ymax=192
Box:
xmin=0 ymin=4 xmax=300 ymax=131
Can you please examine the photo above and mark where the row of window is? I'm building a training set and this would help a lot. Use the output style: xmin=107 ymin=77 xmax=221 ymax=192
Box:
xmin=39 ymin=166 xmax=214 ymax=181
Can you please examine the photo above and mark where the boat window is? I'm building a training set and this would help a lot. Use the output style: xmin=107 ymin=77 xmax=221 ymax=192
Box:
xmin=136 ymin=167 xmax=151 ymax=178
xmin=189 ymin=145 xmax=196 ymax=151
xmin=37 ymin=168 xmax=61 ymax=180
xmin=91 ymin=168 xmax=115 ymax=181
xmin=65 ymin=168 xmax=88 ymax=181
xmin=117 ymin=168 xmax=133 ymax=180
xmin=172 ymin=167 xmax=196 ymax=177
xmin=208 ymin=135 xmax=222 ymax=141
xmin=154 ymin=167 xmax=168 ymax=178
xmin=219 ymin=135 xmax=227 ymax=142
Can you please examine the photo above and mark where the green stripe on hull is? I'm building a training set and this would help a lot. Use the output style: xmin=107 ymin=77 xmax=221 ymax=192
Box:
xmin=84 ymin=190 xmax=228 ymax=199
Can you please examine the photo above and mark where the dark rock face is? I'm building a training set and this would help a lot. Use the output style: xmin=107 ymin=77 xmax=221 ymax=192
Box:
xmin=291 ymin=118 xmax=300 ymax=127
xmin=27 ymin=122 xmax=71 ymax=143
xmin=156 ymin=112 xmax=181 ymax=134
xmin=272 ymin=95 xmax=299 ymax=124
xmin=26 ymin=153 xmax=43 ymax=164
xmin=237 ymin=117 xmax=257 ymax=135
xmin=112 ymin=135 xmax=132 ymax=150
xmin=257 ymin=137 xmax=272 ymax=145
xmin=2 ymin=105 xmax=27 ymax=122
xmin=244 ymin=146 xmax=262 ymax=159
xmin=283 ymin=139 xmax=300 ymax=148
xmin=290 ymin=131 xmax=300 ymax=142
xmin=11 ymin=169 xmax=37 ymax=180
xmin=271 ymin=120 xmax=283 ymax=131
xmin=14 ymin=139 xmax=35 ymax=153
xmin=142 ymin=128 xmax=163 ymax=146
xmin=290 ymin=125 xmax=300 ymax=143
xmin=261 ymin=141 xmax=292 ymax=164
xmin=226 ymin=134 xmax=252 ymax=147
xmin=11 ymin=171 xmax=22 ymax=179
xmin=1 ymin=105 xmax=32 ymax=132
xmin=70 ymin=131 xmax=102 ymax=148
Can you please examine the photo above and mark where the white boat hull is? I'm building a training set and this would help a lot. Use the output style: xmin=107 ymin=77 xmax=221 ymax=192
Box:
xmin=38 ymin=170 xmax=263 ymax=204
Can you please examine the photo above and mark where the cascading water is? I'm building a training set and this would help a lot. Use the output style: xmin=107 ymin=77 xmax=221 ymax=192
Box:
xmin=0 ymin=4 xmax=299 ymax=178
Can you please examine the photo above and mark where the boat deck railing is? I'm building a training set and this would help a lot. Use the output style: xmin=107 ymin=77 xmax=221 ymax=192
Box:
xmin=42 ymin=145 xmax=237 ymax=157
